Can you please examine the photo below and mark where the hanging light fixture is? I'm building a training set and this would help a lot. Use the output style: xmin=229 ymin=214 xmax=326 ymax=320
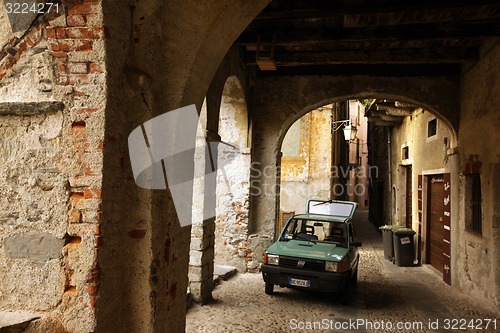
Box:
xmin=332 ymin=119 xmax=357 ymax=142
xmin=343 ymin=120 xmax=357 ymax=142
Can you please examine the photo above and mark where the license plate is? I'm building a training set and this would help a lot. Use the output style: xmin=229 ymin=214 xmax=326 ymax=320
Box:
xmin=289 ymin=278 xmax=310 ymax=288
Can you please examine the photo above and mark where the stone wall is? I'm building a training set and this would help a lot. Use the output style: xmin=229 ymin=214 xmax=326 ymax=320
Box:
xmin=215 ymin=76 xmax=251 ymax=272
xmin=0 ymin=1 xmax=106 ymax=331
xmin=280 ymin=109 xmax=333 ymax=214
xmin=458 ymin=39 xmax=500 ymax=307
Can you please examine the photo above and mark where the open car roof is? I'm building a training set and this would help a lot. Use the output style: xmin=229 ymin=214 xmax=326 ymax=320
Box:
xmin=305 ymin=199 xmax=358 ymax=219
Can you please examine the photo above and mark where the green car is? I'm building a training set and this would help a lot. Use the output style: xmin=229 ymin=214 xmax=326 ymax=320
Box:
xmin=261 ymin=199 xmax=361 ymax=304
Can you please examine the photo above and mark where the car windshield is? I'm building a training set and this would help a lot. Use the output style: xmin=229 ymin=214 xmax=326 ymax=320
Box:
xmin=280 ymin=219 xmax=350 ymax=247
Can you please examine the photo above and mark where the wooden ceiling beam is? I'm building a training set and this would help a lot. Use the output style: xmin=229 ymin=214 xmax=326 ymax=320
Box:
xmin=237 ymin=21 xmax=500 ymax=46
xmin=255 ymin=64 xmax=461 ymax=77
xmin=244 ymin=47 xmax=478 ymax=65
xmin=255 ymin=1 xmax=500 ymax=20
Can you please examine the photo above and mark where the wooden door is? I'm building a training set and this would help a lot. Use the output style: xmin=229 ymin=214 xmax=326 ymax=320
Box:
xmin=427 ymin=175 xmax=445 ymax=273
xmin=277 ymin=210 xmax=294 ymax=239
xmin=405 ymin=166 xmax=413 ymax=228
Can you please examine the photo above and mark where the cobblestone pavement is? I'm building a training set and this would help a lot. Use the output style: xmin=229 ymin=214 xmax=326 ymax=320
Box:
xmin=186 ymin=210 xmax=499 ymax=333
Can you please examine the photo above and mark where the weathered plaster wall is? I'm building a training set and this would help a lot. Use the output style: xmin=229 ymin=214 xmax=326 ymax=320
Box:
xmin=458 ymin=39 xmax=500 ymax=307
xmin=215 ymin=76 xmax=251 ymax=272
xmin=280 ymin=109 xmax=332 ymax=214
xmin=0 ymin=1 xmax=106 ymax=331
xmin=390 ymin=110 xmax=454 ymax=226
xmin=389 ymin=108 xmax=458 ymax=277
xmin=0 ymin=112 xmax=66 ymax=311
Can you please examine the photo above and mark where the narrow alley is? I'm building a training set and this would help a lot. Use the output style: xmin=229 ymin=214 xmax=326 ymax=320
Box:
xmin=186 ymin=210 xmax=499 ymax=333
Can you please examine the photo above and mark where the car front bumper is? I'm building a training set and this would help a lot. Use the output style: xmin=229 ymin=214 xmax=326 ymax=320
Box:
xmin=261 ymin=264 xmax=350 ymax=293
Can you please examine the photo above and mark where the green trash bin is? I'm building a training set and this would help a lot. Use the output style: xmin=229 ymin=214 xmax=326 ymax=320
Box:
xmin=392 ymin=228 xmax=416 ymax=267
xmin=379 ymin=225 xmax=403 ymax=262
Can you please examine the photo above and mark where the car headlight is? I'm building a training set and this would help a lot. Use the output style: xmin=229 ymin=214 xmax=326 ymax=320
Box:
xmin=264 ymin=254 xmax=279 ymax=265
xmin=325 ymin=261 xmax=344 ymax=272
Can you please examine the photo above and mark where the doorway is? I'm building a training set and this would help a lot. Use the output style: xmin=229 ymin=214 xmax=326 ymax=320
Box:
xmin=405 ymin=165 xmax=413 ymax=228
xmin=426 ymin=174 xmax=445 ymax=274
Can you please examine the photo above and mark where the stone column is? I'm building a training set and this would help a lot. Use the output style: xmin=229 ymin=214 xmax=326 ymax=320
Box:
xmin=189 ymin=129 xmax=218 ymax=303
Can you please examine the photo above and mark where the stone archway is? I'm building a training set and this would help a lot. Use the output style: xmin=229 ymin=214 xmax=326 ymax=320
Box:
xmin=215 ymin=76 xmax=252 ymax=272
xmin=249 ymin=74 xmax=459 ymax=241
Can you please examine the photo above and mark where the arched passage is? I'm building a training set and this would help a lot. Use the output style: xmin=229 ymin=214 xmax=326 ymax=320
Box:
xmin=249 ymin=74 xmax=460 ymax=289
xmin=214 ymin=76 xmax=253 ymax=272
xmin=250 ymin=74 xmax=459 ymax=235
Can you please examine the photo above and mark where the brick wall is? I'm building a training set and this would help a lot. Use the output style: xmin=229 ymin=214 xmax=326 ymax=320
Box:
xmin=0 ymin=1 xmax=106 ymax=331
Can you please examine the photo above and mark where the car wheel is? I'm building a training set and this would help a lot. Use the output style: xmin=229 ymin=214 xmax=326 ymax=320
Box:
xmin=340 ymin=278 xmax=350 ymax=305
xmin=265 ymin=282 xmax=274 ymax=295
xmin=351 ymin=265 xmax=358 ymax=285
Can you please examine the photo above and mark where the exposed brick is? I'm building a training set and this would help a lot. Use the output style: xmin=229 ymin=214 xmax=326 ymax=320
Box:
xmin=89 ymin=63 xmax=104 ymax=73
xmin=5 ymin=56 xmax=17 ymax=69
xmin=68 ymin=3 xmax=99 ymax=15
xmin=51 ymin=51 xmax=68 ymax=58
xmin=87 ymin=269 xmax=100 ymax=283
xmin=85 ymin=14 xmax=100 ymax=27
xmin=58 ymin=40 xmax=93 ymax=52
xmin=49 ymin=42 xmax=60 ymax=52
xmin=0 ymin=72 xmax=5 ymax=81
xmin=18 ymin=42 xmax=27 ymax=53
xmin=56 ymin=28 xmax=67 ymax=39
xmin=84 ymin=188 xmax=101 ymax=199
xmin=68 ymin=74 xmax=91 ymax=85
xmin=129 ymin=229 xmax=147 ymax=239
xmin=59 ymin=63 xmax=67 ymax=74
xmin=75 ymin=108 xmax=98 ymax=117
xmin=46 ymin=27 xmax=57 ymax=39
xmin=67 ymin=15 xmax=86 ymax=27
xmin=25 ymin=37 xmax=35 ymax=47
xmin=66 ymin=27 xmax=102 ymax=39
xmin=84 ymin=166 xmax=93 ymax=175
xmin=68 ymin=62 xmax=89 ymax=74
xmin=74 ymin=89 xmax=90 ymax=97
xmin=85 ymin=283 xmax=98 ymax=296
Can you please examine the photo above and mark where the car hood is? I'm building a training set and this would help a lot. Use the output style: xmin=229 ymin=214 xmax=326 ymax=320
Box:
xmin=266 ymin=240 xmax=347 ymax=262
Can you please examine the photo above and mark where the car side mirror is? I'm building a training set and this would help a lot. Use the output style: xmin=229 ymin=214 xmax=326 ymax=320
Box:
xmin=352 ymin=241 xmax=362 ymax=247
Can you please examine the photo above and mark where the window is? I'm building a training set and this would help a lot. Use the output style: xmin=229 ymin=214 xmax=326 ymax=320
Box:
xmin=465 ymin=174 xmax=482 ymax=235
xmin=427 ymin=118 xmax=437 ymax=138
xmin=402 ymin=146 xmax=409 ymax=160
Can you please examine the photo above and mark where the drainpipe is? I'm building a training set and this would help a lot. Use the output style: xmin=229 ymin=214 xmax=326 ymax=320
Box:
xmin=387 ymin=127 xmax=392 ymax=225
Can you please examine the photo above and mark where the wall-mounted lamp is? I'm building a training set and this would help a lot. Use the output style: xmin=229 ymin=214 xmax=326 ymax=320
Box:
xmin=332 ymin=119 xmax=357 ymax=142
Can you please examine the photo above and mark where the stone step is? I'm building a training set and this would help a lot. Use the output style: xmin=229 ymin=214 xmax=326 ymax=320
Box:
xmin=213 ymin=265 xmax=237 ymax=285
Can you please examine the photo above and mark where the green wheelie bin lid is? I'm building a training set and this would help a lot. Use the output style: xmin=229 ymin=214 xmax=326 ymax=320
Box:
xmin=392 ymin=227 xmax=416 ymax=235
xmin=379 ymin=225 xmax=404 ymax=231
